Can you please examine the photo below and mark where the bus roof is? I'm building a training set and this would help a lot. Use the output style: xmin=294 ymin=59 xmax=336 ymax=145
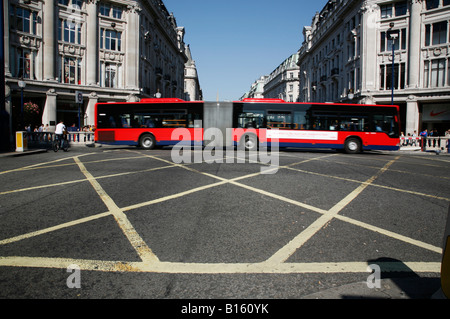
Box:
xmin=139 ymin=98 xmax=186 ymax=103
xmin=240 ymin=98 xmax=286 ymax=103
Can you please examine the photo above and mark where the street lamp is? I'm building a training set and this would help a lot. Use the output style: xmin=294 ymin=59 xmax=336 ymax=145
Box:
xmin=18 ymin=80 xmax=26 ymax=130
xmin=388 ymin=22 xmax=398 ymax=105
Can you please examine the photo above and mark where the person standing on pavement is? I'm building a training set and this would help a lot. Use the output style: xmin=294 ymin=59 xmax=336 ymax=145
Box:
xmin=420 ymin=129 xmax=428 ymax=150
xmin=55 ymin=120 xmax=66 ymax=148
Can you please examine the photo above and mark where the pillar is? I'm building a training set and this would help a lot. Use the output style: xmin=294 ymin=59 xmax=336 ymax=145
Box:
xmin=42 ymin=89 xmax=57 ymax=130
xmin=408 ymin=0 xmax=422 ymax=89
xmin=406 ymin=95 xmax=419 ymax=135
xmin=86 ymin=0 xmax=98 ymax=86
xmin=85 ymin=92 xmax=98 ymax=126
xmin=125 ymin=4 xmax=140 ymax=89
xmin=43 ymin=0 xmax=56 ymax=81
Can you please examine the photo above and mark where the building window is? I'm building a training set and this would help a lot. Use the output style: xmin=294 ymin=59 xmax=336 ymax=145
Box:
xmin=381 ymin=1 xmax=407 ymax=19
xmin=99 ymin=2 xmax=122 ymax=19
xmin=10 ymin=48 xmax=33 ymax=79
xmin=425 ymin=21 xmax=448 ymax=46
xmin=381 ymin=29 xmax=407 ymax=52
xmin=112 ymin=6 xmax=122 ymax=19
xmin=380 ymin=63 xmax=406 ymax=90
xmin=72 ymin=0 xmax=83 ymax=9
xmin=395 ymin=1 xmax=408 ymax=16
xmin=105 ymin=63 xmax=117 ymax=88
xmin=100 ymin=29 xmax=122 ymax=51
xmin=426 ymin=0 xmax=440 ymax=10
xmin=61 ymin=56 xmax=82 ymax=84
xmin=99 ymin=3 xmax=111 ymax=16
xmin=58 ymin=19 xmax=82 ymax=44
xmin=380 ymin=5 xmax=392 ymax=19
xmin=424 ymin=59 xmax=447 ymax=88
xmin=9 ymin=6 xmax=37 ymax=35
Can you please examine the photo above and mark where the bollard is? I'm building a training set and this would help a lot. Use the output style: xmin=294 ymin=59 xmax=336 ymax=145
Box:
xmin=15 ymin=131 xmax=28 ymax=152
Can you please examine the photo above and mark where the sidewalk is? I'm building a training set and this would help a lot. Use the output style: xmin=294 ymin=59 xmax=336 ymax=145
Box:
xmin=0 ymin=148 xmax=48 ymax=158
xmin=398 ymin=145 xmax=450 ymax=155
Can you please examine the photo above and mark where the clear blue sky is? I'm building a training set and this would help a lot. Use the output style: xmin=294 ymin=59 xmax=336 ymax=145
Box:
xmin=163 ymin=0 xmax=328 ymax=101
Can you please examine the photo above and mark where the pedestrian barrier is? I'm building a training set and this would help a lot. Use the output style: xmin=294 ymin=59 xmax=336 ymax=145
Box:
xmin=21 ymin=131 xmax=95 ymax=149
xmin=400 ymin=137 xmax=449 ymax=153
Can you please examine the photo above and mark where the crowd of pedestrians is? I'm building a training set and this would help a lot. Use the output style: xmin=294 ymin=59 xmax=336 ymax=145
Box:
xmin=401 ymin=128 xmax=450 ymax=149
xmin=23 ymin=123 xmax=95 ymax=143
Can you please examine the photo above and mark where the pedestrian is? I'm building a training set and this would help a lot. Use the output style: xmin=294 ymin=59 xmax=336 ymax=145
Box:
xmin=420 ymin=129 xmax=428 ymax=149
xmin=433 ymin=128 xmax=439 ymax=147
xmin=43 ymin=124 xmax=49 ymax=141
xmin=55 ymin=120 xmax=66 ymax=149
xmin=412 ymin=130 xmax=417 ymax=146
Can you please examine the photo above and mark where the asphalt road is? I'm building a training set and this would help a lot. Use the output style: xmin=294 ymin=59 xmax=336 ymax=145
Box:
xmin=0 ymin=146 xmax=448 ymax=304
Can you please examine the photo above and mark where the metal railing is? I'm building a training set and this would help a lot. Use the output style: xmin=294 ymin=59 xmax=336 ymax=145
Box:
xmin=401 ymin=136 xmax=450 ymax=153
xmin=24 ymin=131 xmax=95 ymax=148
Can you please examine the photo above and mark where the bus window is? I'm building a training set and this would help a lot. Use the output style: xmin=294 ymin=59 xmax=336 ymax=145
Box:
xmin=372 ymin=114 xmax=398 ymax=136
xmin=339 ymin=115 xmax=368 ymax=132
xmin=188 ymin=109 xmax=203 ymax=127
xmin=267 ymin=111 xmax=292 ymax=129
xmin=135 ymin=113 xmax=159 ymax=128
xmin=161 ymin=110 xmax=187 ymax=128
xmin=310 ymin=111 xmax=340 ymax=131
xmin=237 ymin=111 xmax=264 ymax=128
xmin=293 ymin=111 xmax=307 ymax=130
xmin=120 ymin=113 xmax=131 ymax=128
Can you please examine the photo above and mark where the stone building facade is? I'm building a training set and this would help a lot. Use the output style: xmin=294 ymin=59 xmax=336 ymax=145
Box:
xmin=4 ymin=0 xmax=198 ymax=131
xmin=263 ymin=53 xmax=300 ymax=102
xmin=184 ymin=44 xmax=202 ymax=101
xmin=298 ymin=0 xmax=450 ymax=135
xmin=241 ymin=53 xmax=300 ymax=102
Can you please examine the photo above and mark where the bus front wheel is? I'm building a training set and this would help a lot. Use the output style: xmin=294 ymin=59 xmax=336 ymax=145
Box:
xmin=344 ymin=138 xmax=362 ymax=154
xmin=140 ymin=134 xmax=156 ymax=150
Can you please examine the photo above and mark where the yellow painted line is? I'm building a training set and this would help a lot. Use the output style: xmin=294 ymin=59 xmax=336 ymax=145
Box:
xmin=0 ymin=164 xmax=177 ymax=196
xmin=335 ymin=215 xmax=442 ymax=254
xmin=128 ymin=152 xmax=442 ymax=256
xmin=122 ymin=180 xmax=229 ymax=212
xmin=319 ymin=158 xmax=450 ymax=181
xmin=0 ymin=256 xmax=440 ymax=274
xmin=0 ymin=154 xmax=89 ymax=175
xmin=0 ymin=151 xmax=444 ymax=276
xmin=264 ymin=157 xmax=399 ymax=264
xmin=74 ymin=157 xmax=159 ymax=264
xmin=0 ymin=212 xmax=112 ymax=246
xmin=7 ymin=155 xmax=155 ymax=173
xmin=286 ymin=165 xmax=450 ymax=202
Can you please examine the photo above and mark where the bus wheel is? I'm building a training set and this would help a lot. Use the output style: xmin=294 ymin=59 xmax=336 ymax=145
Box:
xmin=140 ymin=134 xmax=156 ymax=150
xmin=344 ymin=138 xmax=361 ymax=154
xmin=241 ymin=134 xmax=258 ymax=151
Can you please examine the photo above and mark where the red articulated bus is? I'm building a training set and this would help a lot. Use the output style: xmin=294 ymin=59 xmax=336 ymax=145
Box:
xmin=95 ymin=98 xmax=400 ymax=153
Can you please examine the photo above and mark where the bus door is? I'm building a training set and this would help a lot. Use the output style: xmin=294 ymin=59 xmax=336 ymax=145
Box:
xmin=203 ymin=101 xmax=233 ymax=147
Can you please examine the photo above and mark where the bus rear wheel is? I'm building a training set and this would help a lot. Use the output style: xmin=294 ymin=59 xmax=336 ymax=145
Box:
xmin=240 ymin=134 xmax=258 ymax=151
xmin=344 ymin=138 xmax=362 ymax=154
xmin=140 ymin=134 xmax=156 ymax=150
